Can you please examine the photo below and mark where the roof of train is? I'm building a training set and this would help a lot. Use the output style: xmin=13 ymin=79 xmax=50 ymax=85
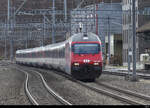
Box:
xmin=16 ymin=32 xmax=101 ymax=54
xmin=71 ymin=32 xmax=101 ymax=42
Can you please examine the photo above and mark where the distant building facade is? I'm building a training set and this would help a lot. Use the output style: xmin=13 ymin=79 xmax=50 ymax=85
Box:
xmin=122 ymin=0 xmax=150 ymax=66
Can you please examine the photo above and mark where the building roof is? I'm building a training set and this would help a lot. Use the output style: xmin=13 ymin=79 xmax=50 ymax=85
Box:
xmin=137 ymin=22 xmax=150 ymax=33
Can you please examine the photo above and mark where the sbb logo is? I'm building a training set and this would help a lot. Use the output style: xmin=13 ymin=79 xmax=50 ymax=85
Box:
xmin=83 ymin=59 xmax=90 ymax=63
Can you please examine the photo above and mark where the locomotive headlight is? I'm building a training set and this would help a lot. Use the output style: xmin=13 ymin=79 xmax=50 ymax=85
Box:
xmin=74 ymin=63 xmax=79 ymax=66
xmin=93 ymin=62 xmax=99 ymax=65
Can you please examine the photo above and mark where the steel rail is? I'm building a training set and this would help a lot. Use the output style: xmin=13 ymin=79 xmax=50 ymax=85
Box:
xmin=34 ymin=70 xmax=72 ymax=105
xmin=96 ymin=81 xmax=150 ymax=103
xmin=17 ymin=66 xmax=72 ymax=105
xmin=16 ymin=68 xmax=39 ymax=105
xmin=29 ymin=67 xmax=145 ymax=105
xmin=103 ymin=70 xmax=150 ymax=79
xmin=76 ymin=81 xmax=145 ymax=105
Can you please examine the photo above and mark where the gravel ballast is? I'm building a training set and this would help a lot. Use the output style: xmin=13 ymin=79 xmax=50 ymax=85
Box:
xmin=1 ymin=60 xmax=150 ymax=105
xmin=97 ymin=74 xmax=150 ymax=97
xmin=0 ymin=61 xmax=30 ymax=105
xmin=27 ymin=71 xmax=62 ymax=105
xmin=37 ymin=68 xmax=126 ymax=105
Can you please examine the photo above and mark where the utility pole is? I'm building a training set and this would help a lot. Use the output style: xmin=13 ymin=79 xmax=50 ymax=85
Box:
xmin=26 ymin=31 xmax=28 ymax=49
xmin=8 ymin=0 xmax=13 ymax=62
xmin=26 ymin=37 xmax=28 ymax=49
xmin=4 ymin=21 xmax=7 ymax=59
xmin=94 ymin=1 xmax=96 ymax=28
xmin=64 ymin=0 xmax=67 ymax=22
xmin=132 ymin=0 xmax=138 ymax=81
xmin=8 ymin=0 xmax=10 ymax=25
xmin=10 ymin=5 xmax=15 ymax=62
xmin=128 ymin=1 xmax=132 ymax=75
xmin=43 ymin=14 xmax=46 ymax=46
xmin=107 ymin=16 xmax=111 ymax=65
xmin=52 ymin=0 xmax=55 ymax=43
xmin=128 ymin=24 xmax=132 ymax=74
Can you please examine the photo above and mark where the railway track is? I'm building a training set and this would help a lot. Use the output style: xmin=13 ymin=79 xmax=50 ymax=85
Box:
xmin=20 ymin=66 xmax=150 ymax=105
xmin=17 ymin=65 xmax=150 ymax=105
xmin=15 ymin=67 xmax=72 ymax=105
xmin=94 ymin=82 xmax=150 ymax=105
xmin=76 ymin=81 xmax=149 ymax=105
xmin=95 ymin=81 xmax=150 ymax=105
xmin=103 ymin=70 xmax=150 ymax=79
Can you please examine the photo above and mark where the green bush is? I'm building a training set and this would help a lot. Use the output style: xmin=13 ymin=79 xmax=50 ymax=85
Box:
xmin=0 ymin=56 xmax=4 ymax=60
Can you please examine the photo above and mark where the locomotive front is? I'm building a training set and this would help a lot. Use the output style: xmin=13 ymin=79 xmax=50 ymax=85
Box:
xmin=70 ymin=33 xmax=103 ymax=80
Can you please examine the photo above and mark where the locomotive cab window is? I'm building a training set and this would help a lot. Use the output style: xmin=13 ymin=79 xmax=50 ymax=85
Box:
xmin=72 ymin=43 xmax=100 ymax=54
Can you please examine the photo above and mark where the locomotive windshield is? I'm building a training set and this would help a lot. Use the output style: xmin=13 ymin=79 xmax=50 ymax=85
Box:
xmin=72 ymin=43 xmax=100 ymax=54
